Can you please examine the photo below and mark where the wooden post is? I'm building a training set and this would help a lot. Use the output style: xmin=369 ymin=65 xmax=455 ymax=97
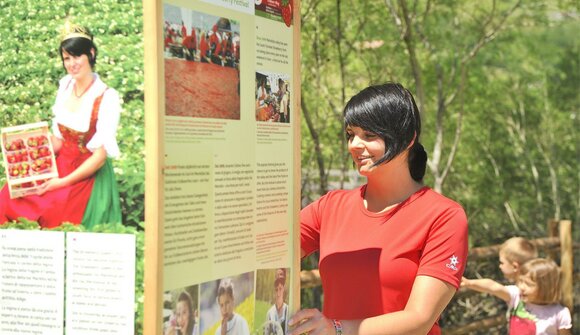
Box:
xmin=558 ymin=220 xmax=573 ymax=315
xmin=547 ymin=219 xmax=559 ymax=236
xmin=546 ymin=219 xmax=559 ymax=260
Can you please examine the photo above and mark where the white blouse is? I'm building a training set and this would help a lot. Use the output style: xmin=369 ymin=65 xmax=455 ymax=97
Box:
xmin=51 ymin=74 xmax=121 ymax=158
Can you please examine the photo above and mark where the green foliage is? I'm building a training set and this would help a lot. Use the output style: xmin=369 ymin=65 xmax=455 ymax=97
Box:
xmin=299 ymin=0 xmax=579 ymax=327
xmin=300 ymin=0 xmax=579 ymax=241
xmin=253 ymin=300 xmax=270 ymax=334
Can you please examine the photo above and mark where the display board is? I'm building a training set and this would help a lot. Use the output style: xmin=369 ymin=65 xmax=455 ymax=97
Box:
xmin=143 ymin=0 xmax=301 ymax=334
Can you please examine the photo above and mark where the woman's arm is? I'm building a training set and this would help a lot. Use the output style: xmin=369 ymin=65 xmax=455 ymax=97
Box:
xmin=460 ymin=277 xmax=510 ymax=302
xmin=37 ymin=146 xmax=106 ymax=195
xmin=289 ymin=275 xmax=456 ymax=335
xmin=51 ymin=135 xmax=63 ymax=154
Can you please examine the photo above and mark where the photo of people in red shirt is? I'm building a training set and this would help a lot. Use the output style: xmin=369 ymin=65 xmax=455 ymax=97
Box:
xmin=164 ymin=4 xmax=240 ymax=119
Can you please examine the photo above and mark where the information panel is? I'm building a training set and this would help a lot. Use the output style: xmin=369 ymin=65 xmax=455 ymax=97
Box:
xmin=144 ymin=0 xmax=301 ymax=334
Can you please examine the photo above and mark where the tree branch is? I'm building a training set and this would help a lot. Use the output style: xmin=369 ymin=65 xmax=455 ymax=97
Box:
xmin=440 ymin=67 xmax=466 ymax=186
xmin=445 ymin=0 xmax=522 ymax=108
xmin=301 ymin=99 xmax=328 ymax=195
xmin=397 ymin=0 xmax=425 ymax=113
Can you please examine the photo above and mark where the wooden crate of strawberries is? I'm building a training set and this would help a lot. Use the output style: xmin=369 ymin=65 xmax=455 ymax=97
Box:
xmin=1 ymin=122 xmax=58 ymax=199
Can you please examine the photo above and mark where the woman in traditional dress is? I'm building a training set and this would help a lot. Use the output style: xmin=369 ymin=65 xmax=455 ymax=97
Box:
xmin=0 ymin=22 xmax=122 ymax=229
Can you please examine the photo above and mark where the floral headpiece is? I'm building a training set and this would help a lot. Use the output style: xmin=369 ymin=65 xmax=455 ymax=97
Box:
xmin=60 ymin=21 xmax=92 ymax=42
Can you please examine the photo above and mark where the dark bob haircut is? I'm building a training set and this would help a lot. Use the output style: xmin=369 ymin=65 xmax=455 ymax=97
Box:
xmin=59 ymin=27 xmax=98 ymax=69
xmin=344 ymin=82 xmax=427 ymax=181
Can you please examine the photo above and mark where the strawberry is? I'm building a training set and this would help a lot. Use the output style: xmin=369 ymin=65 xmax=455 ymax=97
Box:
xmin=509 ymin=316 xmax=536 ymax=335
xmin=27 ymin=136 xmax=38 ymax=147
xmin=281 ymin=0 xmax=292 ymax=27
xmin=38 ymin=135 xmax=48 ymax=146
xmin=509 ymin=302 xmax=536 ymax=335
xmin=39 ymin=146 xmax=50 ymax=157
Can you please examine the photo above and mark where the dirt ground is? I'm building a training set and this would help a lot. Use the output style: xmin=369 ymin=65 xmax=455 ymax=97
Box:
xmin=165 ymin=58 xmax=240 ymax=119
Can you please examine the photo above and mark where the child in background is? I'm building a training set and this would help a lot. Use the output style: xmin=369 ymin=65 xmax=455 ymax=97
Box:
xmin=499 ymin=237 xmax=539 ymax=283
xmin=461 ymin=236 xmax=537 ymax=296
xmin=461 ymin=237 xmax=537 ymax=332
xmin=462 ymin=258 xmax=572 ymax=334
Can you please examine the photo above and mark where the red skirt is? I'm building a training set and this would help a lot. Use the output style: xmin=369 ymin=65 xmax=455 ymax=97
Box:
xmin=0 ymin=145 xmax=94 ymax=228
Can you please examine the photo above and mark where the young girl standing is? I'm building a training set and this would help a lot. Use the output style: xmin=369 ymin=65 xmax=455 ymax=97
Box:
xmin=462 ymin=258 xmax=572 ymax=335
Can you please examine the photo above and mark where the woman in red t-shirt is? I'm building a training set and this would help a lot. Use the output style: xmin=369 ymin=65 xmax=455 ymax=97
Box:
xmin=290 ymin=83 xmax=468 ymax=335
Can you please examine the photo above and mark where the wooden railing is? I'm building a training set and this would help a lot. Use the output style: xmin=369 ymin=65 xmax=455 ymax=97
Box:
xmin=299 ymin=220 xmax=575 ymax=334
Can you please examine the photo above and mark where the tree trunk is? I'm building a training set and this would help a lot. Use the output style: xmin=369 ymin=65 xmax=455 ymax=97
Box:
xmin=301 ymin=99 xmax=328 ymax=196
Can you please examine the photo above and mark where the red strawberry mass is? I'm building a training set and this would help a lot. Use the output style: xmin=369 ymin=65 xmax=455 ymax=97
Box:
xmin=281 ymin=0 xmax=292 ymax=27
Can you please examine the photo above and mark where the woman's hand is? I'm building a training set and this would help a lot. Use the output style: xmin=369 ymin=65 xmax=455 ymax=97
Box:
xmin=289 ymin=309 xmax=335 ymax=335
xmin=37 ymin=177 xmax=68 ymax=195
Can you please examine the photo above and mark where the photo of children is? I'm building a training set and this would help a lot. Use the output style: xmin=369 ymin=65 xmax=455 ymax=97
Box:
xmin=164 ymin=285 xmax=200 ymax=335
xmin=164 ymin=4 xmax=240 ymax=119
xmin=255 ymin=72 xmax=290 ymax=123
xmin=254 ymin=268 xmax=290 ymax=335
xmin=200 ymin=272 xmax=254 ymax=335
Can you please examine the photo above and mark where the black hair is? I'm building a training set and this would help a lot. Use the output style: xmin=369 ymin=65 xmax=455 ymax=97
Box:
xmin=344 ymin=82 xmax=427 ymax=181
xmin=59 ymin=28 xmax=97 ymax=69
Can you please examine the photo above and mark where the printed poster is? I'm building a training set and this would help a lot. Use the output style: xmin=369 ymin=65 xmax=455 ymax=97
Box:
xmin=159 ymin=0 xmax=299 ymax=334
xmin=0 ymin=1 xmax=145 ymax=333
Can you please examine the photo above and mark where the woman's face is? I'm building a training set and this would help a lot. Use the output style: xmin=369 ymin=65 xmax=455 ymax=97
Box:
xmin=61 ymin=49 xmax=93 ymax=81
xmin=176 ymin=300 xmax=190 ymax=330
xmin=218 ymin=294 xmax=234 ymax=321
xmin=517 ymin=274 xmax=540 ymax=304
xmin=347 ymin=126 xmax=386 ymax=176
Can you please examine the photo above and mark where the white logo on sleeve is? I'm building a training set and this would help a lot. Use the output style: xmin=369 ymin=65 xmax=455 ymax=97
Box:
xmin=446 ymin=255 xmax=459 ymax=271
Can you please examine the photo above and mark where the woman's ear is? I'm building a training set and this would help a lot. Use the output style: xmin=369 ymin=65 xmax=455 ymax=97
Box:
xmin=90 ymin=48 xmax=95 ymax=61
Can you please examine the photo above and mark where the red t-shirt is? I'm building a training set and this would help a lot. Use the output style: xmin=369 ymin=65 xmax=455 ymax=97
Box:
xmin=209 ymin=33 xmax=219 ymax=47
xmin=301 ymin=186 xmax=468 ymax=334
xmin=191 ymin=29 xmax=197 ymax=47
xmin=200 ymin=39 xmax=209 ymax=59
xmin=182 ymin=35 xmax=194 ymax=49
xmin=213 ymin=40 xmax=222 ymax=56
